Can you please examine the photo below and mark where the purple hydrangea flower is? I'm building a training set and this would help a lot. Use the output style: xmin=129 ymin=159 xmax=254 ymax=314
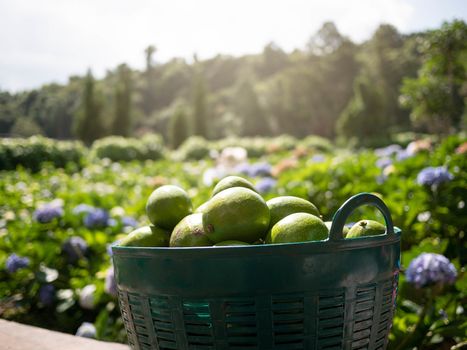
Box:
xmin=72 ymin=204 xmax=95 ymax=215
xmin=79 ymin=284 xmax=96 ymax=310
xmin=75 ymin=322 xmax=96 ymax=338
xmin=107 ymin=240 xmax=120 ymax=257
xmin=105 ymin=266 xmax=117 ymax=297
xmin=34 ymin=203 xmax=63 ymax=223
xmin=396 ymin=149 xmax=412 ymax=161
xmin=311 ymin=154 xmax=325 ymax=163
xmin=256 ymin=177 xmax=277 ymax=194
xmin=376 ymin=157 xmax=392 ymax=169
xmin=416 ymin=167 xmax=454 ymax=186
xmin=375 ymin=144 xmax=402 ymax=158
xmin=376 ymin=174 xmax=387 ymax=185
xmin=39 ymin=284 xmax=55 ymax=306
xmin=122 ymin=216 xmax=138 ymax=228
xmin=406 ymin=253 xmax=457 ymax=288
xmin=5 ymin=253 xmax=30 ymax=273
xmin=235 ymin=163 xmax=252 ymax=176
xmin=249 ymin=163 xmax=272 ymax=177
xmin=84 ymin=208 xmax=109 ymax=228
xmin=62 ymin=236 xmax=88 ymax=263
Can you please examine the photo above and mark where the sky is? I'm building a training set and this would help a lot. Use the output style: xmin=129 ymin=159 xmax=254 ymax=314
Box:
xmin=0 ymin=0 xmax=466 ymax=92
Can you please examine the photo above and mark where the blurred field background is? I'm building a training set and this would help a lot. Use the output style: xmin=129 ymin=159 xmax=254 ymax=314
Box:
xmin=0 ymin=1 xmax=466 ymax=349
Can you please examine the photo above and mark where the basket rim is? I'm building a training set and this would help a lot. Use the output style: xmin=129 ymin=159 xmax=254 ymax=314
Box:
xmin=112 ymin=227 xmax=401 ymax=257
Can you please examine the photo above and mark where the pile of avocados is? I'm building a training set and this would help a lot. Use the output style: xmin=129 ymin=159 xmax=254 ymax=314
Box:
xmin=118 ymin=176 xmax=386 ymax=248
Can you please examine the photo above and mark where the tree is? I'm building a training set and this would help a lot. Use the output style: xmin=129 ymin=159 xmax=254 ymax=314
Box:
xmin=10 ymin=117 xmax=43 ymax=137
xmin=307 ymin=22 xmax=346 ymax=55
xmin=112 ymin=64 xmax=133 ymax=136
xmin=400 ymin=20 xmax=467 ymax=133
xmin=141 ymin=45 xmax=157 ymax=115
xmin=74 ymin=70 xmax=106 ymax=144
xmin=191 ymin=67 xmax=208 ymax=138
xmin=337 ymin=77 xmax=386 ymax=141
xmin=168 ymin=104 xmax=190 ymax=149
xmin=233 ymin=79 xmax=270 ymax=136
xmin=256 ymin=42 xmax=289 ymax=78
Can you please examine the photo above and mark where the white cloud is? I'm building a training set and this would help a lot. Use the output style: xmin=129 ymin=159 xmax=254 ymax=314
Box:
xmin=0 ymin=0 xmax=448 ymax=91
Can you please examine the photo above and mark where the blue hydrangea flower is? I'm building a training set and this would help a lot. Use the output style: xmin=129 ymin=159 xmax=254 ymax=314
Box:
xmin=107 ymin=240 xmax=120 ymax=257
xmin=416 ymin=167 xmax=454 ymax=186
xmin=376 ymin=174 xmax=387 ymax=185
xmin=122 ymin=216 xmax=138 ymax=227
xmin=256 ymin=177 xmax=277 ymax=194
xmin=311 ymin=154 xmax=325 ymax=163
xmin=105 ymin=266 xmax=117 ymax=297
xmin=249 ymin=163 xmax=272 ymax=177
xmin=79 ymin=284 xmax=96 ymax=310
xmin=406 ymin=253 xmax=457 ymax=288
xmin=34 ymin=203 xmax=63 ymax=223
xmin=62 ymin=236 xmax=88 ymax=263
xmin=84 ymin=208 xmax=109 ymax=228
xmin=5 ymin=253 xmax=30 ymax=273
xmin=376 ymin=157 xmax=392 ymax=169
xmin=234 ymin=163 xmax=252 ymax=176
xmin=75 ymin=322 xmax=96 ymax=338
xmin=72 ymin=204 xmax=95 ymax=215
xmin=375 ymin=144 xmax=402 ymax=158
xmin=396 ymin=149 xmax=412 ymax=161
xmin=39 ymin=284 xmax=55 ymax=306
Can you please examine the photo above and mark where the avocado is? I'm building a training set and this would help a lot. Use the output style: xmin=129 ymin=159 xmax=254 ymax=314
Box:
xmin=267 ymin=196 xmax=320 ymax=228
xmin=271 ymin=212 xmax=328 ymax=244
xmin=119 ymin=225 xmax=170 ymax=247
xmin=170 ymin=213 xmax=212 ymax=247
xmin=324 ymin=221 xmax=350 ymax=237
xmin=203 ymin=187 xmax=270 ymax=243
xmin=146 ymin=185 xmax=192 ymax=230
xmin=213 ymin=240 xmax=250 ymax=246
xmin=212 ymin=176 xmax=257 ymax=197
xmin=346 ymin=220 xmax=386 ymax=238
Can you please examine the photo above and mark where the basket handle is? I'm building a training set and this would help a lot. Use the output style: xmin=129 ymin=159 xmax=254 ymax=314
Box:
xmin=329 ymin=193 xmax=395 ymax=241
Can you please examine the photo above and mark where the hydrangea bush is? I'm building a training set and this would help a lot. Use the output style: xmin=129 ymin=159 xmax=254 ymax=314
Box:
xmin=0 ymin=134 xmax=465 ymax=348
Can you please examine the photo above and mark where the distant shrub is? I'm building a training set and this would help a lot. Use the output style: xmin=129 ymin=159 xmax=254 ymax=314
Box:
xmin=91 ymin=134 xmax=165 ymax=162
xmin=0 ymin=136 xmax=86 ymax=171
xmin=175 ymin=136 xmax=212 ymax=160
xmin=299 ymin=135 xmax=333 ymax=152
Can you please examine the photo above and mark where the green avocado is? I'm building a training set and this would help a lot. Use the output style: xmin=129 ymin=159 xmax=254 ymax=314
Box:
xmin=271 ymin=213 xmax=328 ymax=244
xmin=267 ymin=196 xmax=320 ymax=228
xmin=146 ymin=185 xmax=192 ymax=230
xmin=213 ymin=240 xmax=250 ymax=246
xmin=324 ymin=221 xmax=350 ymax=237
xmin=203 ymin=187 xmax=270 ymax=243
xmin=346 ymin=220 xmax=386 ymax=238
xmin=212 ymin=176 xmax=257 ymax=197
xmin=194 ymin=201 xmax=210 ymax=214
xmin=119 ymin=225 xmax=170 ymax=247
xmin=170 ymin=213 xmax=212 ymax=247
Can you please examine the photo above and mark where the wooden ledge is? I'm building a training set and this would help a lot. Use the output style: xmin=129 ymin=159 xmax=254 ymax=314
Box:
xmin=0 ymin=319 xmax=129 ymax=350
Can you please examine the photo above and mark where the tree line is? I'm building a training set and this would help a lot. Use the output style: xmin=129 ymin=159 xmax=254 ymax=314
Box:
xmin=0 ymin=20 xmax=465 ymax=147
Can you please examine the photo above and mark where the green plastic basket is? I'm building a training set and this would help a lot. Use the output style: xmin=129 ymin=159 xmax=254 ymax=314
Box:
xmin=112 ymin=193 xmax=401 ymax=350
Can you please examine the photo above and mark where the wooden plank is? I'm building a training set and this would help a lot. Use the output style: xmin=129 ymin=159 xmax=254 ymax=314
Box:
xmin=0 ymin=319 xmax=129 ymax=350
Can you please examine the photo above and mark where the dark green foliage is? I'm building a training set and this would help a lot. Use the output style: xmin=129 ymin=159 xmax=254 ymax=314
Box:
xmin=0 ymin=136 xmax=85 ymax=171
xmin=74 ymin=70 xmax=107 ymax=145
xmin=91 ymin=134 xmax=164 ymax=162
xmin=400 ymin=20 xmax=467 ymax=133
xmin=112 ymin=65 xmax=133 ymax=137
xmin=168 ymin=105 xmax=190 ymax=149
